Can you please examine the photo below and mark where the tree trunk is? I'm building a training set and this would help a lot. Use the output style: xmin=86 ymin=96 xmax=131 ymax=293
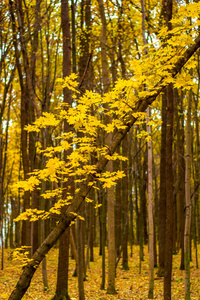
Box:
xmin=153 ymin=156 xmax=158 ymax=268
xmin=164 ymin=82 xmax=174 ymax=300
xmin=115 ymin=146 xmax=121 ymax=259
xmin=184 ymin=90 xmax=192 ymax=300
xmin=176 ymin=90 xmax=185 ymax=270
xmin=158 ymin=88 xmax=167 ymax=277
xmin=147 ymin=107 xmax=154 ymax=299
xmin=52 ymin=0 xmax=73 ymax=299
xmin=106 ymin=161 xmax=116 ymax=294
xmin=100 ymin=189 xmax=106 ymax=290
xmin=98 ymin=0 xmax=116 ymax=294
xmin=89 ymin=200 xmax=94 ymax=262
xmin=77 ymin=205 xmax=85 ymax=300
xmin=122 ymin=135 xmax=129 ymax=270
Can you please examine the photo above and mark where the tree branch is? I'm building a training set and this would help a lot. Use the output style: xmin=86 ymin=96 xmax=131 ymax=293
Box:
xmin=8 ymin=33 xmax=200 ymax=300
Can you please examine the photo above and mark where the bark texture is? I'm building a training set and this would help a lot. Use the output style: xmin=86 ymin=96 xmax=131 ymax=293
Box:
xmin=158 ymin=88 xmax=167 ymax=277
xmin=184 ymin=91 xmax=192 ymax=300
xmin=53 ymin=0 xmax=73 ymax=299
xmin=164 ymin=83 xmax=174 ymax=300
xmin=147 ymin=107 xmax=154 ymax=299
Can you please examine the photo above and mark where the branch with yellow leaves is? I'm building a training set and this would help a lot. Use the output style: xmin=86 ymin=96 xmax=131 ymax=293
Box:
xmin=8 ymin=33 xmax=200 ymax=300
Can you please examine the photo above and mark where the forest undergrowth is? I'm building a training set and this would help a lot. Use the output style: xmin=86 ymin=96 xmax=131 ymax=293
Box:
xmin=1 ymin=245 xmax=200 ymax=300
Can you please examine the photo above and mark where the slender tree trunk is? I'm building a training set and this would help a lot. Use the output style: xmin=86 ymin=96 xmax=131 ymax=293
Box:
xmin=89 ymin=200 xmax=94 ymax=262
xmin=164 ymin=82 xmax=174 ymax=300
xmin=9 ymin=0 xmax=41 ymax=252
xmin=52 ymin=0 xmax=73 ymax=299
xmin=71 ymin=0 xmax=76 ymax=74
xmin=41 ymin=180 xmax=49 ymax=291
xmin=184 ymin=90 xmax=192 ymax=300
xmin=100 ymin=189 xmax=106 ymax=290
xmin=142 ymin=147 xmax=148 ymax=245
xmin=163 ymin=2 xmax=174 ymax=298
xmin=77 ymin=205 xmax=85 ymax=300
xmin=158 ymin=88 xmax=167 ymax=277
xmin=176 ymin=90 xmax=185 ymax=270
xmin=194 ymin=60 xmax=200 ymax=266
xmin=196 ymin=50 xmax=200 ymax=243
xmin=106 ymin=160 xmax=116 ymax=294
xmin=128 ymin=132 xmax=134 ymax=255
xmin=147 ymin=107 xmax=154 ymax=299
xmin=115 ymin=146 xmax=122 ymax=259
xmin=122 ymin=135 xmax=129 ymax=270
xmin=70 ymin=227 xmax=78 ymax=264
xmin=98 ymin=0 xmax=116 ymax=294
xmin=135 ymin=132 xmax=140 ymax=245
xmin=153 ymin=156 xmax=158 ymax=268
xmin=139 ymin=137 xmax=144 ymax=273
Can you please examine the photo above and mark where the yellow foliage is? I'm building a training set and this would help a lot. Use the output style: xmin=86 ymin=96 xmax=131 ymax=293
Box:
xmin=11 ymin=0 xmax=200 ymax=228
xmin=99 ymin=170 xmax=126 ymax=188
xmin=11 ymin=246 xmax=33 ymax=267
xmin=14 ymin=209 xmax=50 ymax=222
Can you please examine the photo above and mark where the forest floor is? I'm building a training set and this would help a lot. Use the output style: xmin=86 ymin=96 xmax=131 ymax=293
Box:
xmin=1 ymin=245 xmax=200 ymax=300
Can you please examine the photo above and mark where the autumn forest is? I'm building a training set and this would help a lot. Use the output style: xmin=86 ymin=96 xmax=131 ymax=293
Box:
xmin=1 ymin=0 xmax=200 ymax=299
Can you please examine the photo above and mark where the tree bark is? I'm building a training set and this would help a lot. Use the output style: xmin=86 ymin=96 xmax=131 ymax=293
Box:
xmin=158 ymin=88 xmax=167 ymax=277
xmin=98 ymin=0 xmax=117 ymax=294
xmin=176 ymin=90 xmax=185 ymax=270
xmin=147 ymin=107 xmax=154 ymax=299
xmin=52 ymin=0 xmax=73 ymax=299
xmin=164 ymin=82 xmax=174 ymax=300
xmin=161 ymin=1 xmax=174 ymax=299
xmin=184 ymin=90 xmax=192 ymax=300
xmin=122 ymin=135 xmax=129 ymax=270
xmin=115 ymin=146 xmax=121 ymax=259
xmin=77 ymin=205 xmax=85 ymax=300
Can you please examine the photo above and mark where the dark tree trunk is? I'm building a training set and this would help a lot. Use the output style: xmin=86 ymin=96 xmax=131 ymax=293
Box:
xmin=52 ymin=0 xmax=73 ymax=299
xmin=176 ymin=90 xmax=185 ymax=270
xmin=77 ymin=205 xmax=85 ymax=300
xmin=89 ymin=200 xmax=94 ymax=262
xmin=142 ymin=146 xmax=148 ymax=245
xmin=164 ymin=83 xmax=174 ymax=300
xmin=100 ymin=190 xmax=106 ymax=290
xmin=162 ymin=1 xmax=174 ymax=299
xmin=122 ymin=135 xmax=129 ymax=270
xmin=115 ymin=146 xmax=121 ymax=259
xmin=54 ymin=229 xmax=70 ymax=300
xmin=158 ymin=88 xmax=167 ymax=277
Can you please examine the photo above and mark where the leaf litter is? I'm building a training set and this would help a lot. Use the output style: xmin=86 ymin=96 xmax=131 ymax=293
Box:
xmin=1 ymin=245 xmax=200 ymax=299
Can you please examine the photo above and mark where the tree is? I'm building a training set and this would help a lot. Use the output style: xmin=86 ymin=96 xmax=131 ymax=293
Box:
xmin=184 ymin=90 xmax=192 ymax=300
xmin=97 ymin=0 xmax=117 ymax=294
xmin=9 ymin=0 xmax=42 ymax=253
xmin=8 ymin=20 xmax=200 ymax=298
xmin=147 ymin=107 xmax=154 ymax=299
xmin=176 ymin=89 xmax=185 ymax=270
xmin=52 ymin=0 xmax=73 ymax=299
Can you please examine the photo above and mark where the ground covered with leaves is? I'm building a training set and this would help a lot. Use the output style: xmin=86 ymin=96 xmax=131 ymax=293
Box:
xmin=1 ymin=245 xmax=200 ymax=299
